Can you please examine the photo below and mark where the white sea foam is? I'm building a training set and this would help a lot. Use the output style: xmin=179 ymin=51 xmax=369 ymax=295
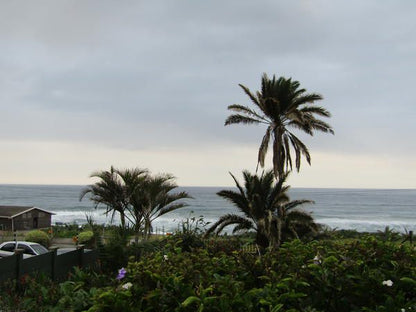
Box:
xmin=316 ymin=218 xmax=415 ymax=233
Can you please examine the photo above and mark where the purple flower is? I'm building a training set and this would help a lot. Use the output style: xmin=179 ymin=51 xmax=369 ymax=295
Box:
xmin=116 ymin=268 xmax=126 ymax=280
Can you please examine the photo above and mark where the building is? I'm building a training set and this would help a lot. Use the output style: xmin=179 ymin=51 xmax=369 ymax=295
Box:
xmin=0 ymin=206 xmax=55 ymax=231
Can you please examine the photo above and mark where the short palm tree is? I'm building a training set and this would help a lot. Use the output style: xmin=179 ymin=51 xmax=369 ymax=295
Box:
xmin=80 ymin=166 xmax=130 ymax=228
xmin=116 ymin=168 xmax=148 ymax=240
xmin=225 ymin=73 xmax=334 ymax=179
xmin=280 ymin=208 xmax=320 ymax=242
xmin=139 ymin=173 xmax=191 ymax=239
xmin=80 ymin=167 xmax=191 ymax=242
xmin=206 ymin=170 xmax=315 ymax=249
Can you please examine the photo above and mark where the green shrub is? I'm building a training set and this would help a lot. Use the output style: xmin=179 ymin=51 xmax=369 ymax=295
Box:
xmin=98 ymin=226 xmax=130 ymax=273
xmin=25 ymin=230 xmax=50 ymax=247
xmin=1 ymin=234 xmax=416 ymax=311
xmin=88 ymin=237 xmax=416 ymax=311
xmin=0 ymin=268 xmax=110 ymax=311
xmin=78 ymin=230 xmax=94 ymax=247
xmin=51 ymin=224 xmax=81 ymax=238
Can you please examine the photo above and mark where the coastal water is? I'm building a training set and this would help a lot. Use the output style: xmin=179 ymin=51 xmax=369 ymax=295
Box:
xmin=0 ymin=184 xmax=415 ymax=233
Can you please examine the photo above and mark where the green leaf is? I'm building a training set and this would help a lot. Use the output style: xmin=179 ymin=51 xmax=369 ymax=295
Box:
xmin=400 ymin=277 xmax=416 ymax=286
xmin=323 ymin=255 xmax=338 ymax=265
xmin=181 ymin=296 xmax=201 ymax=307
xmin=258 ymin=275 xmax=271 ymax=282
xmin=259 ymin=298 xmax=270 ymax=306
xmin=297 ymin=281 xmax=310 ymax=287
xmin=271 ymin=304 xmax=284 ymax=312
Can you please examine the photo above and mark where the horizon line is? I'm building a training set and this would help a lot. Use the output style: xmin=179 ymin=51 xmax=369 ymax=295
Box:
xmin=0 ymin=183 xmax=414 ymax=191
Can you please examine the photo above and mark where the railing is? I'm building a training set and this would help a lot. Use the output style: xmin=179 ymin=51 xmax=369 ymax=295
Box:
xmin=241 ymin=243 xmax=261 ymax=255
xmin=0 ymin=246 xmax=99 ymax=284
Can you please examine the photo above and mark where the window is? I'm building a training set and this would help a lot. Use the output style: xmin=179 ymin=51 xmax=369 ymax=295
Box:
xmin=1 ymin=243 xmax=16 ymax=252
xmin=30 ymin=244 xmax=48 ymax=255
xmin=17 ymin=243 xmax=35 ymax=255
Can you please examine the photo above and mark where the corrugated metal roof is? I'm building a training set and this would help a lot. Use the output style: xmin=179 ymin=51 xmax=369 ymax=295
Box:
xmin=0 ymin=206 xmax=55 ymax=219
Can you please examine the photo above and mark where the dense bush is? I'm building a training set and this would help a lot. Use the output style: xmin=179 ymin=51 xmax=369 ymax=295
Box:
xmin=25 ymin=229 xmax=50 ymax=247
xmin=51 ymin=224 xmax=82 ymax=238
xmin=98 ymin=226 xmax=131 ymax=273
xmin=0 ymin=268 xmax=111 ymax=312
xmin=86 ymin=238 xmax=416 ymax=311
xmin=1 ymin=235 xmax=415 ymax=311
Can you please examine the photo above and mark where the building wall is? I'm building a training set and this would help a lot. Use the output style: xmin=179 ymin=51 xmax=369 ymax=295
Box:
xmin=0 ymin=219 xmax=12 ymax=231
xmin=12 ymin=210 xmax=52 ymax=231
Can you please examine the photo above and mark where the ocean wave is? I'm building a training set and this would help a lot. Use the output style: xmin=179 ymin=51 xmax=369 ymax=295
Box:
xmin=317 ymin=218 xmax=415 ymax=232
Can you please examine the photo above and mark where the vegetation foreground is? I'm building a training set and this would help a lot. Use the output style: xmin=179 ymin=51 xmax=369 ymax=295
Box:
xmin=0 ymin=229 xmax=415 ymax=312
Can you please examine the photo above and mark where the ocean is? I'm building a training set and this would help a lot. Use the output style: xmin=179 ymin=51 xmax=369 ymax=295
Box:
xmin=0 ymin=184 xmax=415 ymax=234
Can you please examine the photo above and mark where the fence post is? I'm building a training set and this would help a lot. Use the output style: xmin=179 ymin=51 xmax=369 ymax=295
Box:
xmin=49 ymin=247 xmax=58 ymax=280
xmin=14 ymin=249 xmax=24 ymax=291
xmin=77 ymin=245 xmax=85 ymax=268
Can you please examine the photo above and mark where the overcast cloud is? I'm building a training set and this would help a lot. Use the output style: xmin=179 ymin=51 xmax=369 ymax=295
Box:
xmin=0 ymin=1 xmax=415 ymax=187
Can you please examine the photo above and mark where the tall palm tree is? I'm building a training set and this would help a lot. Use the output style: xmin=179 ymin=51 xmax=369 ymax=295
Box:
xmin=225 ymin=73 xmax=334 ymax=179
xmin=80 ymin=166 xmax=130 ymax=228
xmin=206 ymin=170 xmax=315 ymax=248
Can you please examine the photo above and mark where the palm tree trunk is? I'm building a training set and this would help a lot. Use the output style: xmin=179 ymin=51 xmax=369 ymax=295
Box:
xmin=144 ymin=217 xmax=152 ymax=240
xmin=276 ymin=207 xmax=284 ymax=248
xmin=273 ymin=127 xmax=285 ymax=180
xmin=133 ymin=214 xmax=142 ymax=245
xmin=120 ymin=213 xmax=126 ymax=228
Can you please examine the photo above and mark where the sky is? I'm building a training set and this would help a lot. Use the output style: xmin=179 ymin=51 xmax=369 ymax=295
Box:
xmin=0 ymin=1 xmax=415 ymax=188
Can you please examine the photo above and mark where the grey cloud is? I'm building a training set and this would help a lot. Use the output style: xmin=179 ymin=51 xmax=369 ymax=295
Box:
xmin=1 ymin=0 xmax=416 ymax=157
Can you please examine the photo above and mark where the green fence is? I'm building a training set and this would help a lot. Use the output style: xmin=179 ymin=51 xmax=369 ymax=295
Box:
xmin=0 ymin=247 xmax=98 ymax=283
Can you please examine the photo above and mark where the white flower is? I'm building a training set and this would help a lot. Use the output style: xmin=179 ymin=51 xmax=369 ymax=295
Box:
xmin=164 ymin=254 xmax=169 ymax=261
xmin=122 ymin=282 xmax=133 ymax=290
xmin=382 ymin=280 xmax=393 ymax=287
xmin=313 ymin=254 xmax=322 ymax=265
xmin=401 ymin=308 xmax=405 ymax=312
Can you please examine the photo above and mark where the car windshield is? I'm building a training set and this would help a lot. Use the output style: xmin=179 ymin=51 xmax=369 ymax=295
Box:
xmin=30 ymin=244 xmax=49 ymax=255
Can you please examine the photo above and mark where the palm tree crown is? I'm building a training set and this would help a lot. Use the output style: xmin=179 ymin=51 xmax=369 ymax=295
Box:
xmin=80 ymin=166 xmax=136 ymax=228
xmin=138 ymin=173 xmax=191 ymax=239
xmin=206 ymin=170 xmax=315 ymax=249
xmin=225 ymin=73 xmax=334 ymax=179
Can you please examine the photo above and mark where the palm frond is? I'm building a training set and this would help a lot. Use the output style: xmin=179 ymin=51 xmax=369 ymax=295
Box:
xmin=217 ymin=189 xmax=249 ymax=215
xmin=288 ymin=132 xmax=311 ymax=170
xmin=283 ymin=199 xmax=314 ymax=212
xmin=239 ymin=84 xmax=261 ymax=108
xmin=293 ymin=93 xmax=323 ymax=106
xmin=307 ymin=118 xmax=335 ymax=134
xmin=227 ymin=104 xmax=266 ymax=121
xmin=285 ymin=210 xmax=319 ymax=231
xmin=257 ymin=126 xmax=271 ymax=169
xmin=152 ymin=202 xmax=188 ymax=220
xmin=205 ymin=214 xmax=253 ymax=236
xmin=224 ymin=114 xmax=263 ymax=126
xmin=299 ymin=105 xmax=331 ymax=117
xmin=232 ymin=220 xmax=254 ymax=233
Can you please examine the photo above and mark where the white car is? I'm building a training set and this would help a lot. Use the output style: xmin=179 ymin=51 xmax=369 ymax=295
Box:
xmin=0 ymin=241 xmax=49 ymax=256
